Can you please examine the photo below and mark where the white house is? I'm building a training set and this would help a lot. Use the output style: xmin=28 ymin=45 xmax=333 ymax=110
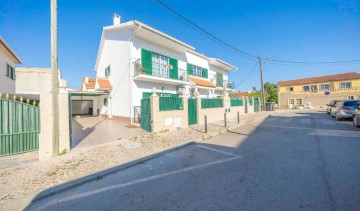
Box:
xmin=0 ymin=36 xmax=23 ymax=95
xmin=93 ymin=14 xmax=237 ymax=124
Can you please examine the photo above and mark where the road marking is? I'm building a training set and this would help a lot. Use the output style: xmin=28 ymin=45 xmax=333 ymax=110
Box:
xmin=35 ymin=156 xmax=241 ymax=210
xmin=320 ymin=119 xmax=335 ymax=125
xmin=301 ymin=119 xmax=311 ymax=124
xmin=281 ymin=118 xmax=292 ymax=123
xmin=196 ymin=145 xmax=240 ymax=157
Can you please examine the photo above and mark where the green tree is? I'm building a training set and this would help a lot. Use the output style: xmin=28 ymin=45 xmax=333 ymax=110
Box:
xmin=264 ymin=82 xmax=278 ymax=103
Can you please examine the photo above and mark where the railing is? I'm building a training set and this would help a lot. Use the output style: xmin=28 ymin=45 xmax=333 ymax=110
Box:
xmin=230 ymin=99 xmax=243 ymax=107
xmin=159 ymin=97 xmax=183 ymax=111
xmin=201 ymin=98 xmax=223 ymax=109
xmin=134 ymin=60 xmax=188 ymax=82
xmin=284 ymin=86 xmax=360 ymax=94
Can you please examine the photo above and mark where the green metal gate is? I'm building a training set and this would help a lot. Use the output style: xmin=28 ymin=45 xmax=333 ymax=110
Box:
xmin=0 ymin=97 xmax=40 ymax=156
xmin=245 ymin=98 xmax=248 ymax=113
xmin=254 ymin=99 xmax=260 ymax=112
xmin=188 ymin=98 xmax=197 ymax=125
xmin=140 ymin=99 xmax=151 ymax=132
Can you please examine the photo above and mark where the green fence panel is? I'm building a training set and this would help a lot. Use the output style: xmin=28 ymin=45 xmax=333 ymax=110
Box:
xmin=159 ymin=97 xmax=183 ymax=111
xmin=230 ymin=99 xmax=243 ymax=107
xmin=254 ymin=99 xmax=260 ymax=112
xmin=140 ymin=99 xmax=151 ymax=132
xmin=188 ymin=99 xmax=197 ymax=125
xmin=249 ymin=99 xmax=253 ymax=106
xmin=201 ymin=99 xmax=223 ymax=109
xmin=0 ymin=98 xmax=40 ymax=156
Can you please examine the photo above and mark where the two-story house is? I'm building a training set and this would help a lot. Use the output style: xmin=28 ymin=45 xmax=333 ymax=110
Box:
xmin=93 ymin=14 xmax=236 ymax=124
xmin=0 ymin=36 xmax=23 ymax=95
xmin=278 ymin=72 xmax=360 ymax=109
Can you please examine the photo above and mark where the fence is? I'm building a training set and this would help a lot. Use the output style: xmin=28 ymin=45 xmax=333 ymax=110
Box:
xmin=0 ymin=96 xmax=40 ymax=156
xmin=201 ymin=99 xmax=223 ymax=109
xmin=140 ymin=99 xmax=151 ymax=132
xmin=230 ymin=99 xmax=243 ymax=107
xmin=159 ymin=97 xmax=183 ymax=111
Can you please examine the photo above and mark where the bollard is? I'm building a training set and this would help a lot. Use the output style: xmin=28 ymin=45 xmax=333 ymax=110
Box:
xmin=224 ymin=113 xmax=227 ymax=127
xmin=237 ymin=111 xmax=240 ymax=124
xmin=204 ymin=116 xmax=208 ymax=133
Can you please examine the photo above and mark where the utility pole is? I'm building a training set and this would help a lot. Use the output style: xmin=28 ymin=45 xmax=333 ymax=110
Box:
xmin=51 ymin=0 xmax=59 ymax=156
xmin=258 ymin=56 xmax=266 ymax=111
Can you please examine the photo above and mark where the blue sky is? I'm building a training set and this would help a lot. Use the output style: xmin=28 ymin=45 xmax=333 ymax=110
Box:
xmin=1 ymin=0 xmax=359 ymax=91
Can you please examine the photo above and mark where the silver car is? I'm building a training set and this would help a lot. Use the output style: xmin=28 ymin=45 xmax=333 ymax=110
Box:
xmin=332 ymin=100 xmax=360 ymax=121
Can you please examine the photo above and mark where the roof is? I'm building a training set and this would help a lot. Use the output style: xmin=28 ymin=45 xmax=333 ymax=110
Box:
xmin=189 ymin=76 xmax=216 ymax=88
xmin=278 ymin=72 xmax=360 ymax=87
xmin=0 ymin=36 xmax=23 ymax=64
xmin=84 ymin=77 xmax=96 ymax=89
xmin=232 ymin=92 xmax=248 ymax=97
xmin=97 ymin=78 xmax=112 ymax=89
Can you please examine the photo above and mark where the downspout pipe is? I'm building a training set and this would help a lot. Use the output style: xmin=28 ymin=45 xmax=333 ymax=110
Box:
xmin=129 ymin=24 xmax=142 ymax=125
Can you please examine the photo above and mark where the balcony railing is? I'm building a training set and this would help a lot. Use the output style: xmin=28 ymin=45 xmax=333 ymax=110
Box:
xmin=134 ymin=61 xmax=188 ymax=82
xmin=286 ymin=86 xmax=360 ymax=94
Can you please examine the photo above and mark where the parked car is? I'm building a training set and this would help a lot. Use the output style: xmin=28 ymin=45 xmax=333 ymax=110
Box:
xmin=353 ymin=103 xmax=360 ymax=128
xmin=332 ymin=100 xmax=360 ymax=121
xmin=326 ymin=100 xmax=341 ymax=114
xmin=330 ymin=100 xmax=343 ymax=117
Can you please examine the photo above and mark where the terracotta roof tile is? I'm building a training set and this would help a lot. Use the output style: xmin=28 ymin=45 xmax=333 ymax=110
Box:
xmin=97 ymin=78 xmax=112 ymax=89
xmin=84 ymin=77 xmax=96 ymax=89
xmin=189 ymin=76 xmax=216 ymax=88
xmin=278 ymin=72 xmax=360 ymax=87
xmin=233 ymin=92 xmax=248 ymax=97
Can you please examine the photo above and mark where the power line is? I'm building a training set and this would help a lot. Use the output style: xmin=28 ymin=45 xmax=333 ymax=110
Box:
xmin=148 ymin=0 xmax=360 ymax=66
xmin=148 ymin=0 xmax=258 ymax=61
xmin=235 ymin=63 xmax=259 ymax=89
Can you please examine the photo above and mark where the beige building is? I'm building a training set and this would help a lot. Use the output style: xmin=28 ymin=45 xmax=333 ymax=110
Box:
xmin=0 ymin=36 xmax=23 ymax=94
xmin=278 ymin=72 xmax=360 ymax=109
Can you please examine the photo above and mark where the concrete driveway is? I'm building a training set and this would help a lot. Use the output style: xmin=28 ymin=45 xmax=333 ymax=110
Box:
xmin=26 ymin=111 xmax=360 ymax=210
xmin=71 ymin=116 xmax=147 ymax=148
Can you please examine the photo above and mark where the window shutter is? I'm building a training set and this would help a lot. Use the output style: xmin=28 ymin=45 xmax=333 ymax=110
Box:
xmin=141 ymin=49 xmax=152 ymax=75
xmin=142 ymin=92 xmax=152 ymax=99
xmin=169 ymin=58 xmax=178 ymax=80
xmin=104 ymin=98 xmax=109 ymax=106
xmin=216 ymin=73 xmax=223 ymax=87
xmin=187 ymin=63 xmax=193 ymax=76
xmin=202 ymin=68 xmax=208 ymax=79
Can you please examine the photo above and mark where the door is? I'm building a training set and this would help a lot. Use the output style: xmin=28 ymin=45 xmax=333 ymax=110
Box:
xmin=188 ymin=98 xmax=197 ymax=125
xmin=140 ymin=99 xmax=152 ymax=132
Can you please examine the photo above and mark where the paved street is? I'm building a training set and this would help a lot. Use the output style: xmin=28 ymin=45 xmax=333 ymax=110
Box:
xmin=26 ymin=110 xmax=360 ymax=211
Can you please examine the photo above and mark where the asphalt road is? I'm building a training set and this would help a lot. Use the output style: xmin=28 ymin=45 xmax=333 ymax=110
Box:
xmin=26 ymin=110 xmax=360 ymax=211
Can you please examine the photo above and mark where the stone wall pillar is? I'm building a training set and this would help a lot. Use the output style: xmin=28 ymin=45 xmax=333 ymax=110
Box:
xmin=39 ymin=93 xmax=70 ymax=160
xmin=182 ymin=95 xmax=189 ymax=127
xmin=150 ymin=91 xmax=159 ymax=133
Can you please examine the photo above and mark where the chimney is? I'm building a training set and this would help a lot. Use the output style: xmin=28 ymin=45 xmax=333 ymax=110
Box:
xmin=112 ymin=13 xmax=121 ymax=25
xmin=85 ymin=76 xmax=89 ymax=83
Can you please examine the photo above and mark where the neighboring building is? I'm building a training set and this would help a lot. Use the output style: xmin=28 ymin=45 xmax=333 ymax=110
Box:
xmin=232 ymin=92 xmax=249 ymax=98
xmin=15 ymin=67 xmax=61 ymax=99
xmin=94 ymin=14 xmax=236 ymax=123
xmin=81 ymin=77 xmax=112 ymax=92
xmin=278 ymin=72 xmax=360 ymax=109
xmin=0 ymin=36 xmax=23 ymax=95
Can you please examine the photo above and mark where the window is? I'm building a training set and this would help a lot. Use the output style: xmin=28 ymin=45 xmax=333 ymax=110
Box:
xmin=152 ymin=53 xmax=170 ymax=78
xmin=286 ymin=87 xmax=294 ymax=92
xmin=6 ymin=64 xmax=15 ymax=80
xmin=288 ymin=99 xmax=294 ymax=105
xmin=303 ymin=86 xmax=309 ymax=92
xmin=193 ymin=65 xmax=202 ymax=77
xmin=347 ymin=96 xmax=355 ymax=100
xmin=296 ymin=99 xmax=303 ymax=105
xmin=320 ymin=84 xmax=330 ymax=91
xmin=104 ymin=98 xmax=109 ymax=106
xmin=105 ymin=65 xmax=111 ymax=77
xmin=341 ymin=82 xmax=352 ymax=89
xmin=310 ymin=85 xmax=318 ymax=92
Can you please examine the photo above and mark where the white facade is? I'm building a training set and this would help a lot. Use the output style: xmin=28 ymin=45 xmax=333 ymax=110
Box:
xmin=0 ymin=37 xmax=22 ymax=95
xmin=94 ymin=17 xmax=236 ymax=123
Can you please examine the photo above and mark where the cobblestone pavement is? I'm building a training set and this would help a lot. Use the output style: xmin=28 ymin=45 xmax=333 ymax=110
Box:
xmin=0 ymin=112 xmax=271 ymax=209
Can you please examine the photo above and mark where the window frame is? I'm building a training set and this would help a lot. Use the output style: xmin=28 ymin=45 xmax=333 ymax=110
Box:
xmin=296 ymin=98 xmax=303 ymax=105
xmin=320 ymin=84 xmax=330 ymax=91
xmin=151 ymin=52 xmax=170 ymax=78
xmin=6 ymin=64 xmax=15 ymax=80
xmin=286 ymin=87 xmax=294 ymax=92
xmin=303 ymin=86 xmax=309 ymax=92
xmin=310 ymin=85 xmax=318 ymax=92
xmin=340 ymin=82 xmax=352 ymax=89
xmin=192 ymin=65 xmax=202 ymax=77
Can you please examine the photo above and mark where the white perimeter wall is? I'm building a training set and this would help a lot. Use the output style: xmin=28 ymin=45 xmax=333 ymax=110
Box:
xmin=0 ymin=44 xmax=16 ymax=94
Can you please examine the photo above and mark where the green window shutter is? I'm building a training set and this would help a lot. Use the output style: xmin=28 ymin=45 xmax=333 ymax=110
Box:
xmin=187 ymin=63 xmax=193 ymax=76
xmin=105 ymin=65 xmax=111 ymax=77
xmin=142 ymin=92 xmax=152 ymax=99
xmin=170 ymin=94 xmax=180 ymax=98
xmin=202 ymin=68 xmax=208 ymax=79
xmin=141 ymin=49 xmax=152 ymax=75
xmin=169 ymin=58 xmax=178 ymax=80
xmin=104 ymin=98 xmax=109 ymax=106
xmin=216 ymin=73 xmax=223 ymax=87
